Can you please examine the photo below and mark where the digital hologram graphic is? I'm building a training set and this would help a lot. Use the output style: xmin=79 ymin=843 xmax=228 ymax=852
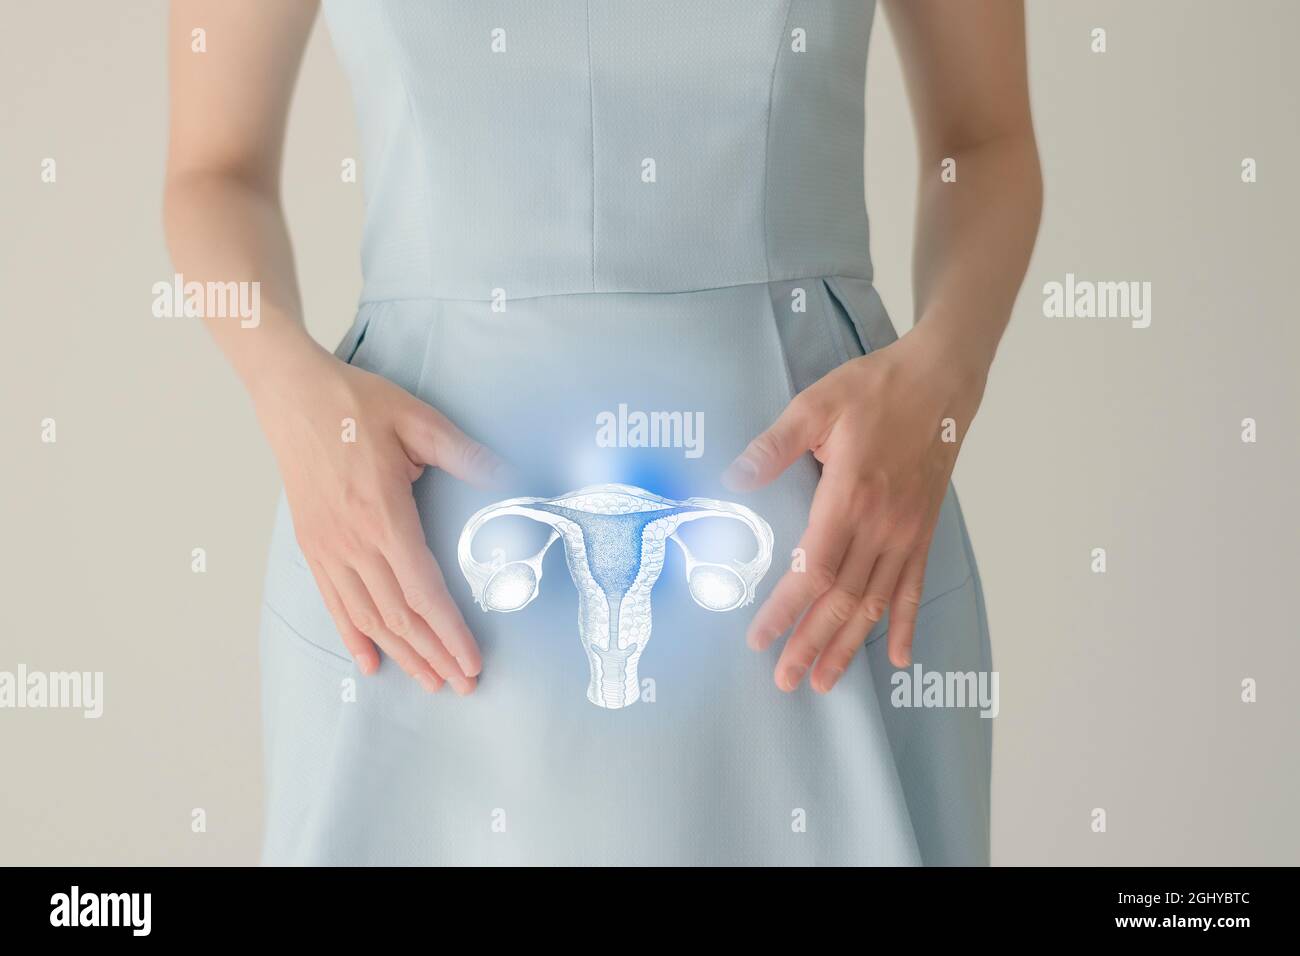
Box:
xmin=457 ymin=483 xmax=774 ymax=708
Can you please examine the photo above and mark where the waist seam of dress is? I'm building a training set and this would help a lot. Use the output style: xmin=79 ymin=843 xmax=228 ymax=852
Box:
xmin=354 ymin=270 xmax=876 ymax=307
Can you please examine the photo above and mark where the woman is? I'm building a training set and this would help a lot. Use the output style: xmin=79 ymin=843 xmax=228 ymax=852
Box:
xmin=165 ymin=0 xmax=1040 ymax=865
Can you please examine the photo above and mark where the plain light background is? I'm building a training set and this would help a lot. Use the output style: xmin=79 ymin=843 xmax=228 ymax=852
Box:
xmin=2 ymin=1 xmax=1296 ymax=865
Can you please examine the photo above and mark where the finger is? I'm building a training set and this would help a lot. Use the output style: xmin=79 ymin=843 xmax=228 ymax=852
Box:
xmin=305 ymin=557 xmax=381 ymax=676
xmin=398 ymin=401 xmax=515 ymax=489
xmin=331 ymin=563 xmax=446 ymax=694
xmin=382 ymin=501 xmax=483 ymax=677
xmin=886 ymin=545 xmax=930 ymax=669
xmin=722 ymin=389 xmax=829 ymax=492
xmin=811 ymin=549 xmax=907 ymax=693
xmin=776 ymin=531 xmax=880 ymax=692
xmin=746 ymin=466 xmax=861 ymax=651
xmin=353 ymin=555 xmax=476 ymax=696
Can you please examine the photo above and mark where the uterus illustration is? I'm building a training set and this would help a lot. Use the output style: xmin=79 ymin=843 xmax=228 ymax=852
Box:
xmin=457 ymin=484 xmax=774 ymax=709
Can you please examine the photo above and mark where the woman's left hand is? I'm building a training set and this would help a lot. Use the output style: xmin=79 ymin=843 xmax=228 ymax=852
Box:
xmin=722 ymin=319 xmax=988 ymax=692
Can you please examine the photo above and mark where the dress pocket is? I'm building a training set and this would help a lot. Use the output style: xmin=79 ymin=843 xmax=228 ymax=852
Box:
xmin=822 ymin=275 xmax=901 ymax=359
xmin=334 ymin=309 xmax=373 ymax=365
xmin=333 ymin=300 xmax=399 ymax=368
xmin=764 ymin=278 xmax=851 ymax=398
xmin=262 ymin=495 xmax=358 ymax=667
xmin=764 ymin=275 xmax=901 ymax=399
xmin=262 ymin=598 xmax=355 ymax=672
xmin=818 ymin=277 xmax=868 ymax=361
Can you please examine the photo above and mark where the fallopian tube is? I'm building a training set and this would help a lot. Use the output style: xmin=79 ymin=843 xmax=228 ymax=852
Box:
xmin=457 ymin=483 xmax=773 ymax=709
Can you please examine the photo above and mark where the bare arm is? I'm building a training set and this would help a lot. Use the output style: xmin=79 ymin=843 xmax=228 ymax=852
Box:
xmin=885 ymin=0 xmax=1043 ymax=378
xmin=164 ymin=0 xmax=502 ymax=694
xmin=163 ymin=0 xmax=323 ymax=392
xmin=726 ymin=0 xmax=1041 ymax=690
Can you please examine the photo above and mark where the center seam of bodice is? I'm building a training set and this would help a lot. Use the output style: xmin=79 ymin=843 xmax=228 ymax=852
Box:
xmin=761 ymin=0 xmax=798 ymax=285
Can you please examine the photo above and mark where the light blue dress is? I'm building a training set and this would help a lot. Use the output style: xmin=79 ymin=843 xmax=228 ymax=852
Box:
xmin=260 ymin=0 xmax=992 ymax=865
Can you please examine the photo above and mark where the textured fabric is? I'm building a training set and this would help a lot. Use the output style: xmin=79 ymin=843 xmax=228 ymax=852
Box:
xmin=260 ymin=0 xmax=992 ymax=865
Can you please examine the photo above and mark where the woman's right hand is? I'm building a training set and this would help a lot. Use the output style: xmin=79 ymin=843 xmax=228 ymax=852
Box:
xmin=251 ymin=341 xmax=510 ymax=695
xmin=164 ymin=1 xmax=504 ymax=695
